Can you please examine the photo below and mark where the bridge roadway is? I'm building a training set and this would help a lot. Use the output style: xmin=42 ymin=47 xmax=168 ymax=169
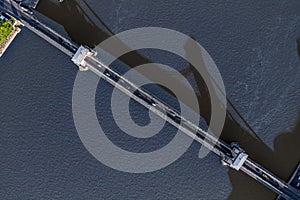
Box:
xmin=0 ymin=0 xmax=78 ymax=57
xmin=85 ymin=56 xmax=232 ymax=158
xmin=1 ymin=1 xmax=300 ymax=199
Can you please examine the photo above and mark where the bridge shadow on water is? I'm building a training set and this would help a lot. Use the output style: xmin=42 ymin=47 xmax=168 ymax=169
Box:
xmin=36 ymin=1 xmax=300 ymax=199
xmin=227 ymin=113 xmax=300 ymax=200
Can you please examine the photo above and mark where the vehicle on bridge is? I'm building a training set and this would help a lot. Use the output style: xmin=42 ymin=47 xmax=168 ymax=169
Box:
xmin=104 ymin=69 xmax=119 ymax=82
xmin=133 ymin=90 xmax=157 ymax=107
xmin=18 ymin=2 xmax=33 ymax=15
xmin=167 ymin=111 xmax=181 ymax=123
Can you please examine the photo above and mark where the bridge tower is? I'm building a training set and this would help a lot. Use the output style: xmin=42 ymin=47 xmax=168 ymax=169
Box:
xmin=71 ymin=46 xmax=95 ymax=71
xmin=221 ymin=142 xmax=248 ymax=171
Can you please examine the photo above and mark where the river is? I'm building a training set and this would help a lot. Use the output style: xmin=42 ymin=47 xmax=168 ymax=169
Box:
xmin=0 ymin=0 xmax=299 ymax=199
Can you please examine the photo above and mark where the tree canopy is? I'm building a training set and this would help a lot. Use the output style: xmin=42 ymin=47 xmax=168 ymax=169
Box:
xmin=0 ymin=20 xmax=13 ymax=44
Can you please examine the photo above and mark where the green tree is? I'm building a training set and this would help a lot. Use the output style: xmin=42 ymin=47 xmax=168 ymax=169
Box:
xmin=0 ymin=20 xmax=13 ymax=44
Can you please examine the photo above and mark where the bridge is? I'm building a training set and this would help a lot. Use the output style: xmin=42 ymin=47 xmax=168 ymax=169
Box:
xmin=1 ymin=0 xmax=300 ymax=199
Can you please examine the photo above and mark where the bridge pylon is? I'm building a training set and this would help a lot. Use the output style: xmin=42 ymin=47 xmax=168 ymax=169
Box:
xmin=72 ymin=46 xmax=95 ymax=71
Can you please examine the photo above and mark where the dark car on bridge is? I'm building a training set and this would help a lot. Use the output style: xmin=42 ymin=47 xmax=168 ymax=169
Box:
xmin=167 ymin=111 xmax=181 ymax=123
xmin=133 ymin=90 xmax=157 ymax=106
xmin=104 ymin=69 xmax=119 ymax=82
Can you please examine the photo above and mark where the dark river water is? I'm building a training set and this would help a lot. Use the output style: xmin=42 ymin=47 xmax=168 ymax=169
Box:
xmin=1 ymin=0 xmax=300 ymax=199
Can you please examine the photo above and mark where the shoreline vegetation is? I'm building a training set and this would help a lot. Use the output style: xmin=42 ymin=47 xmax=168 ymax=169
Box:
xmin=0 ymin=19 xmax=13 ymax=44
xmin=0 ymin=12 xmax=21 ymax=57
